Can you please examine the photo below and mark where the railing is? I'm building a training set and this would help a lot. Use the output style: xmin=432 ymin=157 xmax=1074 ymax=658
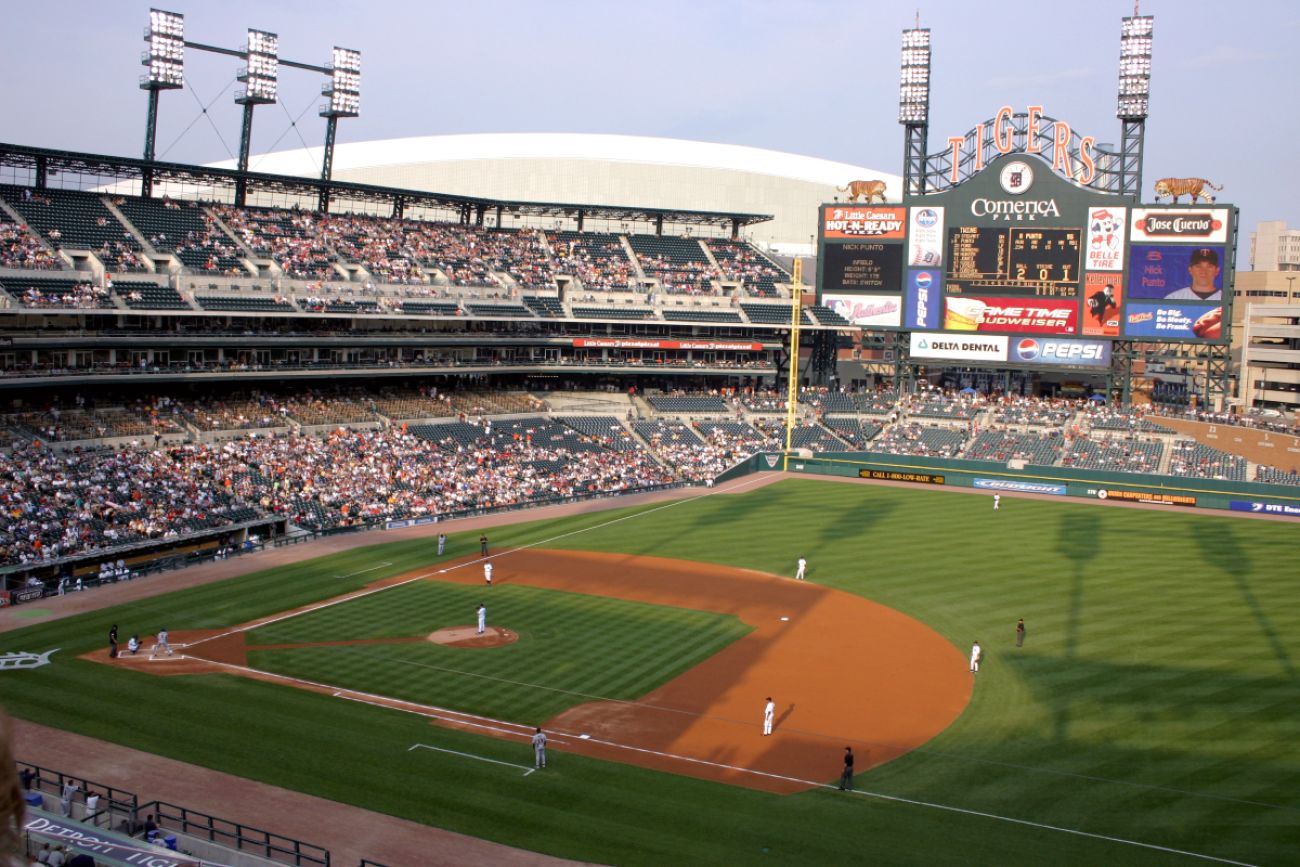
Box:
xmin=138 ymin=799 xmax=329 ymax=867
xmin=17 ymin=761 xmax=139 ymax=829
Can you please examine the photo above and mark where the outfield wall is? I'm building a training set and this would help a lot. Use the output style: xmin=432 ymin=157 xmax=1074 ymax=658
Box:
xmin=735 ymin=453 xmax=1300 ymax=516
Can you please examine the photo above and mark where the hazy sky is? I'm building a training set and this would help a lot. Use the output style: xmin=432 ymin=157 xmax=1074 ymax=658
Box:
xmin=3 ymin=0 xmax=1297 ymax=264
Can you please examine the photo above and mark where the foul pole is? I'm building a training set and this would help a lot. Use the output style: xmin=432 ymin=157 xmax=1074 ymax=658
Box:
xmin=783 ymin=258 xmax=803 ymax=471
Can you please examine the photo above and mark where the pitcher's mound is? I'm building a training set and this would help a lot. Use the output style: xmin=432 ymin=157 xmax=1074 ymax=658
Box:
xmin=427 ymin=625 xmax=517 ymax=648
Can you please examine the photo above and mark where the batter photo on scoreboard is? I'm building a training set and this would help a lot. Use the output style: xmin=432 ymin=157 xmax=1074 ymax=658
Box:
xmin=1127 ymin=244 xmax=1225 ymax=301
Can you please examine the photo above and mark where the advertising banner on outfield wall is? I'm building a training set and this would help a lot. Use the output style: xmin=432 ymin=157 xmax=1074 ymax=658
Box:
xmin=974 ymin=478 xmax=1067 ymax=495
xmin=1008 ymin=336 xmax=1111 ymax=367
xmin=1229 ymin=500 xmax=1300 ymax=516
xmin=822 ymin=205 xmax=906 ymax=240
xmin=1089 ymin=488 xmax=1197 ymax=506
xmin=822 ymin=293 xmax=902 ymax=327
xmin=909 ymin=332 xmax=1008 ymax=362
xmin=905 ymin=269 xmax=942 ymax=329
xmin=859 ymin=469 xmax=945 ymax=485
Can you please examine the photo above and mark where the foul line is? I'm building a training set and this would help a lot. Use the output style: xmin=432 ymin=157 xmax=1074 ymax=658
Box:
xmin=408 ymin=743 xmax=534 ymax=776
xmin=334 ymin=561 xmax=392 ymax=579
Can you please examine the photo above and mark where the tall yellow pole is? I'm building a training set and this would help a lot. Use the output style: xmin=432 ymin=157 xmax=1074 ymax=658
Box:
xmin=783 ymin=258 xmax=803 ymax=471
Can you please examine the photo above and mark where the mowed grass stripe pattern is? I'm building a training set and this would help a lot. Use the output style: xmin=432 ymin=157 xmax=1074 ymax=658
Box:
xmin=3 ymin=477 xmax=1298 ymax=865
xmin=248 ymin=582 xmax=751 ymax=722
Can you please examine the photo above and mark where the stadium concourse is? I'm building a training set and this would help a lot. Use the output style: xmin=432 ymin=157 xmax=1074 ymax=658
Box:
xmin=2 ymin=387 xmax=1299 ymax=575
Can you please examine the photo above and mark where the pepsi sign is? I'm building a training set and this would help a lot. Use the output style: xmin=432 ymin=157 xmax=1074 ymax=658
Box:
xmin=1010 ymin=337 xmax=1111 ymax=368
xmin=905 ymin=269 xmax=942 ymax=329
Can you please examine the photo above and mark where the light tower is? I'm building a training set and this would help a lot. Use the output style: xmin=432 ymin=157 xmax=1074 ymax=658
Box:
xmin=140 ymin=8 xmax=184 ymax=197
xmin=318 ymin=47 xmax=361 ymax=211
xmin=1115 ymin=13 xmax=1153 ymax=197
xmin=898 ymin=25 xmax=932 ymax=196
xmin=234 ymin=29 xmax=279 ymax=205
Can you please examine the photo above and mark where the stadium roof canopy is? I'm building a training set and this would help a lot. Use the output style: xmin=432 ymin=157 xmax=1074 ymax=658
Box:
xmin=220 ymin=134 xmax=896 ymax=250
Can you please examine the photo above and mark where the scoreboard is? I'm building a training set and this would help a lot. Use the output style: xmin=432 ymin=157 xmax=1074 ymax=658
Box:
xmin=946 ymin=227 xmax=1081 ymax=297
xmin=816 ymin=153 xmax=1236 ymax=361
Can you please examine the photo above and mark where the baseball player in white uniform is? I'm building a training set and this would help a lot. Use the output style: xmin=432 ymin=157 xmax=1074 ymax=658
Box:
xmin=151 ymin=628 xmax=173 ymax=659
xmin=970 ymin=640 xmax=982 ymax=673
xmin=476 ymin=603 xmax=486 ymax=635
xmin=794 ymin=558 xmax=807 ymax=581
xmin=437 ymin=534 xmax=446 ymax=555
xmin=484 ymin=562 xmax=493 ymax=585
xmin=531 ymin=728 xmax=548 ymax=769
xmin=993 ymin=494 xmax=1001 ymax=511
xmin=762 ymin=697 xmax=775 ymax=735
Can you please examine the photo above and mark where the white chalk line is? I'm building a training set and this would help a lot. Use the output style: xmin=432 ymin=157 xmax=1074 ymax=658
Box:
xmin=333 ymin=561 xmax=393 ymax=579
xmin=408 ymin=743 xmax=535 ymax=776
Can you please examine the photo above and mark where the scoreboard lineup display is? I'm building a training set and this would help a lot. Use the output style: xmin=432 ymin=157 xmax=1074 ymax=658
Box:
xmin=817 ymin=152 xmax=1236 ymax=365
xmin=946 ymin=227 xmax=1081 ymax=297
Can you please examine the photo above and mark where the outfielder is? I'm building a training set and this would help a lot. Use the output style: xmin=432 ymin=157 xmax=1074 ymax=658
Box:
xmin=437 ymin=533 xmax=446 ymax=556
xmin=531 ymin=727 xmax=548 ymax=769
xmin=970 ymin=640 xmax=982 ymax=673
xmin=993 ymin=494 xmax=1001 ymax=511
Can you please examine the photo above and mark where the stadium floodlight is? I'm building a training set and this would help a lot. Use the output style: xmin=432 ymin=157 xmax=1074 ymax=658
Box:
xmin=1116 ymin=15 xmax=1153 ymax=119
xmin=898 ymin=28 xmax=931 ymax=125
xmin=320 ymin=47 xmax=361 ymax=118
xmin=236 ymin=29 xmax=279 ymax=104
xmin=140 ymin=8 xmax=184 ymax=89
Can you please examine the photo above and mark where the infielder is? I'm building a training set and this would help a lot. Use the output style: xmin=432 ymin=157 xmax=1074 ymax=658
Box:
xmin=484 ymin=562 xmax=493 ymax=585
xmin=476 ymin=603 xmax=486 ymax=635
xmin=794 ymin=558 xmax=807 ymax=581
xmin=762 ymin=696 xmax=775 ymax=735
xmin=531 ymin=727 xmax=548 ymax=769
xmin=151 ymin=628 xmax=173 ymax=659
xmin=970 ymin=640 xmax=982 ymax=673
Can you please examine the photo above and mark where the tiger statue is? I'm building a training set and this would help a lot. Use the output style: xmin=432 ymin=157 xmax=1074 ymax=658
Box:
xmin=836 ymin=179 xmax=888 ymax=204
xmin=1152 ymin=177 xmax=1223 ymax=204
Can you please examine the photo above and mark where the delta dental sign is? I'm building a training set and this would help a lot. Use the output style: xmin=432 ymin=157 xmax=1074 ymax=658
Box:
xmin=909 ymin=332 xmax=1008 ymax=361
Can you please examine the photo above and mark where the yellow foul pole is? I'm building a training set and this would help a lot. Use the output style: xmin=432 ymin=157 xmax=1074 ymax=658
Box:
xmin=783 ymin=257 xmax=803 ymax=471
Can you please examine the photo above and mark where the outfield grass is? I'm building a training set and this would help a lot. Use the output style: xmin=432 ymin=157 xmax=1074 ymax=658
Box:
xmin=4 ymin=478 xmax=1299 ymax=865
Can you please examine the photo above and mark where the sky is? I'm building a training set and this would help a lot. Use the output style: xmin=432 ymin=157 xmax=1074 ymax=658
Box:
xmin=3 ymin=0 xmax=1298 ymax=266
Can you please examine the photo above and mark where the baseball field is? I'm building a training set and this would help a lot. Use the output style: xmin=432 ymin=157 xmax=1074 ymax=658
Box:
xmin=4 ymin=475 xmax=1299 ymax=866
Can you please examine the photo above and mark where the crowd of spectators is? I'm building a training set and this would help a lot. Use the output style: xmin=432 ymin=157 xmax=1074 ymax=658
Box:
xmin=3 ymin=386 xmax=1298 ymax=567
xmin=0 ymin=222 xmax=60 ymax=270
xmin=13 ymin=281 xmax=110 ymax=309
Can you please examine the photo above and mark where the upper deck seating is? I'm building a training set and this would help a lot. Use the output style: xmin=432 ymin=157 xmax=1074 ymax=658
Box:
xmin=707 ymin=240 xmax=788 ymax=298
xmin=547 ymin=231 xmax=635 ymax=291
xmin=2 ymin=186 xmax=146 ymax=272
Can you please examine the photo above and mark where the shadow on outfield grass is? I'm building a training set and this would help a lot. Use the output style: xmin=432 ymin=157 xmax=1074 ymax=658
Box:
xmin=1193 ymin=522 xmax=1294 ymax=679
